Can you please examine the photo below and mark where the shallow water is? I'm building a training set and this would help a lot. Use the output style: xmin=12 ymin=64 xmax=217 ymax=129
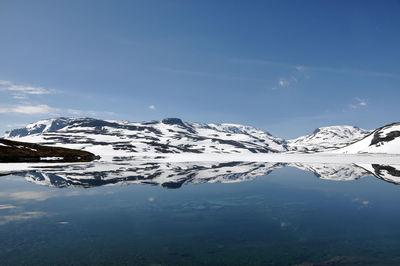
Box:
xmin=1 ymin=164 xmax=400 ymax=265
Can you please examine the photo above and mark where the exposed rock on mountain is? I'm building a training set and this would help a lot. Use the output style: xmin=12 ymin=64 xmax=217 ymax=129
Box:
xmin=333 ymin=123 xmax=400 ymax=154
xmin=3 ymin=117 xmax=400 ymax=155
xmin=3 ymin=117 xmax=288 ymax=156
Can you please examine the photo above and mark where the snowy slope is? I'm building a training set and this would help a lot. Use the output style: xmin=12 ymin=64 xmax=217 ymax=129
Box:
xmin=287 ymin=126 xmax=371 ymax=152
xmin=4 ymin=118 xmax=399 ymax=156
xmin=4 ymin=117 xmax=288 ymax=156
xmin=333 ymin=123 xmax=400 ymax=154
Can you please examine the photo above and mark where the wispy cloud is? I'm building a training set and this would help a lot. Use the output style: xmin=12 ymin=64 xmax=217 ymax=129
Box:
xmin=0 ymin=204 xmax=18 ymax=210
xmin=148 ymin=105 xmax=156 ymax=110
xmin=67 ymin=109 xmax=117 ymax=117
xmin=0 ymin=104 xmax=59 ymax=115
xmin=67 ymin=109 xmax=83 ymax=115
xmin=279 ymin=78 xmax=290 ymax=87
xmin=104 ymin=111 xmax=116 ymax=116
xmin=12 ymin=94 xmax=28 ymax=100
xmin=0 ymin=80 xmax=54 ymax=95
xmin=349 ymin=98 xmax=368 ymax=109
xmin=231 ymin=58 xmax=296 ymax=69
xmin=7 ymin=123 xmax=27 ymax=128
xmin=272 ymin=65 xmax=305 ymax=90
xmin=158 ymin=67 xmax=267 ymax=82
xmin=232 ymin=58 xmax=400 ymax=79
xmin=0 ymin=104 xmax=58 ymax=115
xmin=0 ymin=105 xmax=116 ymax=117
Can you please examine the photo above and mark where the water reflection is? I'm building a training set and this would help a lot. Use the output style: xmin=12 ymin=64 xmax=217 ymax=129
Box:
xmin=1 ymin=161 xmax=400 ymax=265
xmin=6 ymin=158 xmax=400 ymax=188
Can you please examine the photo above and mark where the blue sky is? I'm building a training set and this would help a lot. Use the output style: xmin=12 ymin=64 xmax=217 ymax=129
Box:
xmin=0 ymin=0 xmax=399 ymax=138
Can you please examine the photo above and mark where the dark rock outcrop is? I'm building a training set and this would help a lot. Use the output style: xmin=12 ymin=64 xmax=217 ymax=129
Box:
xmin=0 ymin=139 xmax=100 ymax=163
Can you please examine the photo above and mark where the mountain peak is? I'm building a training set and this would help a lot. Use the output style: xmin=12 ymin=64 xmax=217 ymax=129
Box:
xmin=162 ymin=118 xmax=185 ymax=126
xmin=288 ymin=125 xmax=371 ymax=152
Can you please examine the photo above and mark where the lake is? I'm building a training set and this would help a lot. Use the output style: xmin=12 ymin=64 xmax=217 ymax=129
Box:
xmin=0 ymin=161 xmax=400 ymax=265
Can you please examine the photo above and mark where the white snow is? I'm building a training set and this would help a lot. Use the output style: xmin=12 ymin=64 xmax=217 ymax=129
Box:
xmin=40 ymin=157 xmax=64 ymax=161
xmin=0 ymin=153 xmax=399 ymax=175
xmin=333 ymin=124 xmax=400 ymax=154
xmin=288 ymin=125 xmax=370 ymax=152
xmin=152 ymin=153 xmax=400 ymax=164
xmin=3 ymin=117 xmax=289 ymax=155
xmin=2 ymin=118 xmax=400 ymax=164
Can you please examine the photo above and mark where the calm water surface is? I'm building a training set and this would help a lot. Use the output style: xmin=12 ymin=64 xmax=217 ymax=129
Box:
xmin=1 ymin=166 xmax=400 ymax=265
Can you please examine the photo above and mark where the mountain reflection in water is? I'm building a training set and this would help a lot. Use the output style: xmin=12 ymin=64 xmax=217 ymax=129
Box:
xmin=1 ymin=158 xmax=400 ymax=265
xmin=10 ymin=158 xmax=400 ymax=188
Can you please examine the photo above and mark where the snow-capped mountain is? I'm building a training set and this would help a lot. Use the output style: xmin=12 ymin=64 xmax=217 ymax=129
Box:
xmin=3 ymin=117 xmax=288 ymax=156
xmin=287 ymin=126 xmax=371 ymax=152
xmin=333 ymin=123 xmax=400 ymax=154
xmin=3 ymin=117 xmax=399 ymax=155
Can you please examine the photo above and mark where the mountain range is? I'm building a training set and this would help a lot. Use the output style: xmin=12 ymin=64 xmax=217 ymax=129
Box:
xmin=3 ymin=117 xmax=400 ymax=156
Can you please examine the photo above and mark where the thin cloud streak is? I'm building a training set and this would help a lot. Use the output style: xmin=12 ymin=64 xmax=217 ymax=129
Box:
xmin=7 ymin=123 xmax=27 ymax=128
xmin=0 ymin=104 xmax=58 ymax=115
xmin=67 ymin=109 xmax=83 ymax=115
xmin=232 ymin=58 xmax=400 ymax=79
xmin=0 ymin=204 xmax=18 ymax=210
xmin=67 ymin=109 xmax=117 ymax=117
xmin=158 ymin=67 xmax=268 ymax=82
xmin=0 ymin=80 xmax=54 ymax=95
